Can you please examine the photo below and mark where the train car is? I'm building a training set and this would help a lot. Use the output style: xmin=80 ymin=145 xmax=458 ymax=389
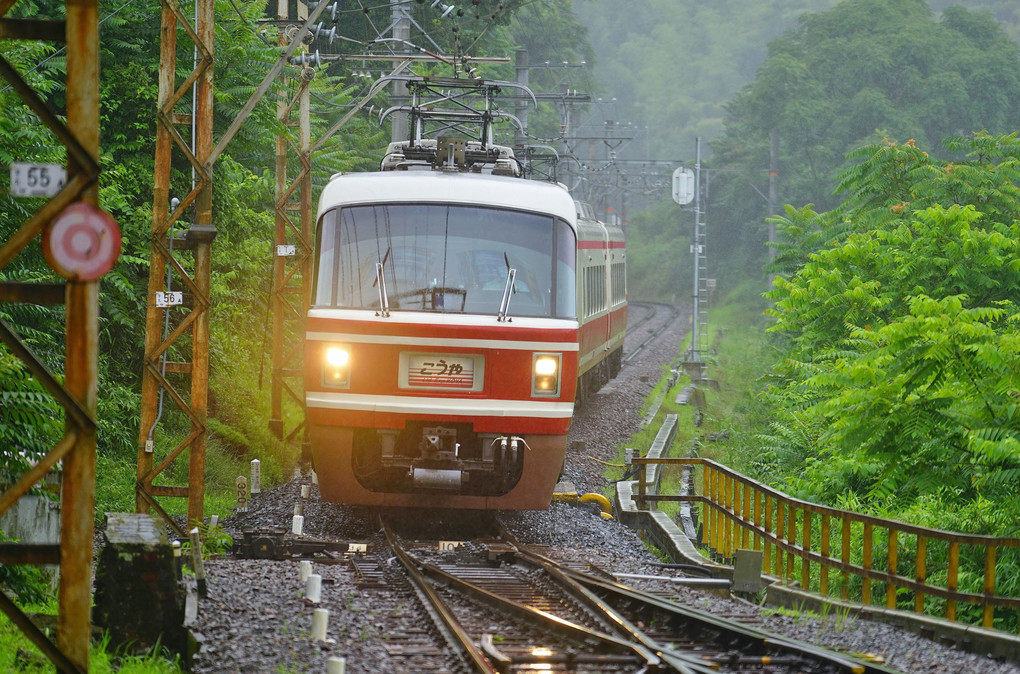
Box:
xmin=304 ymin=138 xmax=626 ymax=509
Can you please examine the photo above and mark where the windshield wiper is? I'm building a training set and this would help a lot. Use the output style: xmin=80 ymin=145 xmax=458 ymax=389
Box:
xmin=373 ymin=247 xmax=391 ymax=317
xmin=497 ymin=252 xmax=516 ymax=322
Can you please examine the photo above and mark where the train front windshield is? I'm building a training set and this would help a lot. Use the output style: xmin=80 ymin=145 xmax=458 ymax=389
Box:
xmin=314 ymin=204 xmax=577 ymax=319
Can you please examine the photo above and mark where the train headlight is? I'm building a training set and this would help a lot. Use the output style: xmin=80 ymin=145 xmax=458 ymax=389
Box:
xmin=532 ymin=353 xmax=561 ymax=396
xmin=323 ymin=344 xmax=351 ymax=388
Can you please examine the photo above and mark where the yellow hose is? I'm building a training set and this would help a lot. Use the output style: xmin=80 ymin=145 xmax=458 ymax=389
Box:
xmin=552 ymin=491 xmax=614 ymax=519
xmin=579 ymin=492 xmax=613 ymax=518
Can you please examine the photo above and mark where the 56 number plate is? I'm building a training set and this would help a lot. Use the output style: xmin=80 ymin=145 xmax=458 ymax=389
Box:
xmin=403 ymin=353 xmax=481 ymax=391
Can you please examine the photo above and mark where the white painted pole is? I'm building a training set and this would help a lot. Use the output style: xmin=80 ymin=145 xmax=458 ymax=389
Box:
xmin=311 ymin=608 xmax=329 ymax=640
xmin=292 ymin=514 xmax=304 ymax=535
xmin=305 ymin=573 xmax=321 ymax=603
xmin=250 ymin=458 xmax=261 ymax=494
xmin=299 ymin=560 xmax=312 ymax=582
xmin=326 ymin=656 xmax=346 ymax=674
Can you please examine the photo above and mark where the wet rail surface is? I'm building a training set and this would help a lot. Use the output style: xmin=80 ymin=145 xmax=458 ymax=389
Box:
xmin=375 ymin=515 xmax=898 ymax=674
xmin=622 ymin=301 xmax=681 ymax=365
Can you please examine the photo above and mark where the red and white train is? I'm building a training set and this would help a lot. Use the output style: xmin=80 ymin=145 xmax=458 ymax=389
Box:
xmin=304 ymin=138 xmax=626 ymax=509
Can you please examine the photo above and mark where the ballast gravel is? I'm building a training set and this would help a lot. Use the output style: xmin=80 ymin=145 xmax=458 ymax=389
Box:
xmin=186 ymin=304 xmax=1020 ymax=674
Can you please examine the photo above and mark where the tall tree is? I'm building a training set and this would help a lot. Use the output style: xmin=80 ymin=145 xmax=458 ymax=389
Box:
xmin=709 ymin=0 xmax=1020 ymax=281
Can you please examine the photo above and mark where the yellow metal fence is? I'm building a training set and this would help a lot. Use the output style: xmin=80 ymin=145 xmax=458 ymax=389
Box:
xmin=632 ymin=457 xmax=1020 ymax=633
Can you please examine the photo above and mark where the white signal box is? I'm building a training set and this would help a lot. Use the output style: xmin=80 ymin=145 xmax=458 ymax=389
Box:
xmin=672 ymin=167 xmax=695 ymax=205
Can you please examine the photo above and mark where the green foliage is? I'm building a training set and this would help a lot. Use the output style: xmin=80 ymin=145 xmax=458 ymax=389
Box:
xmin=709 ymin=0 xmax=1020 ymax=288
xmin=0 ymin=532 xmax=49 ymax=606
xmin=755 ymin=133 xmax=1020 ymax=536
xmin=94 ymin=452 xmax=141 ymax=521
xmin=622 ymin=199 xmax=691 ymax=301
xmin=0 ymin=348 xmax=61 ymax=485
xmin=191 ymin=521 xmax=234 ymax=558
xmin=554 ymin=1 xmax=1020 ymax=292
xmin=0 ymin=606 xmax=184 ymax=673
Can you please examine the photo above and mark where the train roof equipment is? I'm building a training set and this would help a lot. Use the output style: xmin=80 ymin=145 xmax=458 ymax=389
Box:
xmin=377 ymin=76 xmax=536 ymax=175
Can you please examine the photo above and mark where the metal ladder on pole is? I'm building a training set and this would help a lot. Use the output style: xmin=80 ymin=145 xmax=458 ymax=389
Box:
xmin=682 ymin=137 xmax=709 ymax=384
xmin=694 ymin=206 xmax=709 ymax=358
xmin=690 ymin=138 xmax=708 ymax=360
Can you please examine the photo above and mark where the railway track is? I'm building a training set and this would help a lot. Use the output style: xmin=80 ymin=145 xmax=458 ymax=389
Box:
xmin=623 ymin=301 xmax=683 ymax=365
xmin=378 ymin=516 xmax=898 ymax=674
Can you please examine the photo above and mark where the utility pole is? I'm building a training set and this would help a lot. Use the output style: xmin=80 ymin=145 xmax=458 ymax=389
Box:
xmin=0 ymin=2 xmax=108 ymax=669
xmin=692 ymin=138 xmax=706 ymax=359
xmin=390 ymin=0 xmax=410 ymax=142
xmin=679 ymin=137 xmax=708 ymax=383
xmin=768 ymin=128 xmax=778 ymax=265
xmin=136 ymin=0 xmax=216 ymax=531
xmin=514 ymin=48 xmax=529 ymax=145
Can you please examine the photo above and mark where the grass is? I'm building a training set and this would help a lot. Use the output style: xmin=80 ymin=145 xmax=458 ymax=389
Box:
xmin=0 ymin=599 xmax=184 ymax=673
xmin=605 ymin=288 xmax=779 ymax=559
xmin=95 ymin=426 xmax=300 ymax=528
xmin=605 ymin=288 xmax=771 ymax=495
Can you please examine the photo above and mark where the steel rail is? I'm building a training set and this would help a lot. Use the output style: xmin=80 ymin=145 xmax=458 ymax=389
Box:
xmin=622 ymin=300 xmax=656 ymax=339
xmin=412 ymin=551 xmax=664 ymax=670
xmin=561 ymin=566 xmax=901 ymax=674
xmin=381 ymin=521 xmax=498 ymax=674
xmin=501 ymin=521 xmax=895 ymax=674
xmin=501 ymin=537 xmax=708 ymax=674
xmin=624 ymin=301 xmax=680 ymax=364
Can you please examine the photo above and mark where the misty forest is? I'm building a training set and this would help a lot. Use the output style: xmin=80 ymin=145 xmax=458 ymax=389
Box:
xmin=3 ymin=0 xmax=1020 ymax=644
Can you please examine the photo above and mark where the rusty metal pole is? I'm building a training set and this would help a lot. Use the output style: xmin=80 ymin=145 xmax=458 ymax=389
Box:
xmin=270 ymin=124 xmax=287 ymax=439
xmin=270 ymin=0 xmax=313 ymax=450
xmin=136 ymin=0 xmax=214 ymax=528
xmin=189 ymin=230 xmax=213 ymax=522
xmin=188 ymin=0 xmax=216 ymax=525
xmin=270 ymin=0 xmax=288 ymax=440
xmin=59 ymin=1 xmax=99 ymax=668
xmin=137 ymin=1 xmax=177 ymax=513
xmin=299 ymin=71 xmax=313 ymax=462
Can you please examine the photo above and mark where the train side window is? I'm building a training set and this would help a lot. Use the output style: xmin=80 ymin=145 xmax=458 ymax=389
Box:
xmin=610 ymin=262 xmax=622 ymax=305
xmin=554 ymin=219 xmax=576 ymax=319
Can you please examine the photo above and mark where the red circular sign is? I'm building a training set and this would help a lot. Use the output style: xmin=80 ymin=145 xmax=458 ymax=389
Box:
xmin=43 ymin=203 xmax=121 ymax=281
